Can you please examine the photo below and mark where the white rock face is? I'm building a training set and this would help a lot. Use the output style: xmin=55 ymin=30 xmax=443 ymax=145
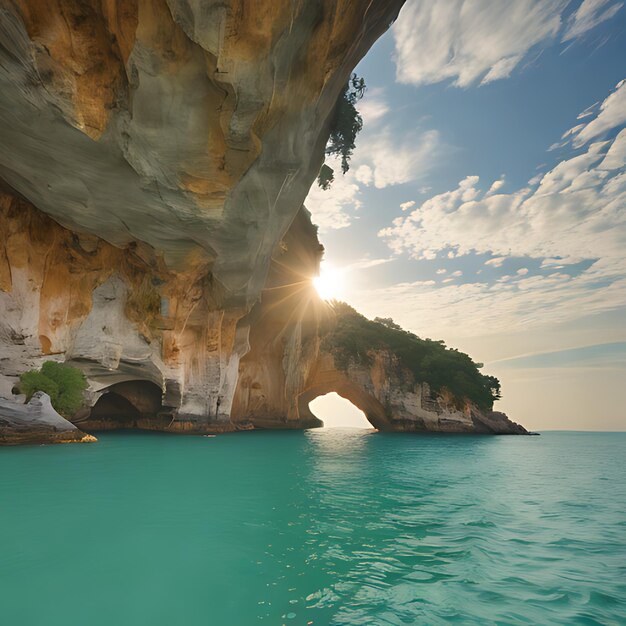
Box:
xmin=69 ymin=277 xmax=156 ymax=370
xmin=0 ymin=392 xmax=95 ymax=445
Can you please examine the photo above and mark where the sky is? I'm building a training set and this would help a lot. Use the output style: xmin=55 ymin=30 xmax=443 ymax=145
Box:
xmin=306 ymin=0 xmax=626 ymax=432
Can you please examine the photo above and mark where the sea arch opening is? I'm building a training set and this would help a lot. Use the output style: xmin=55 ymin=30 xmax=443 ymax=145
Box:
xmin=297 ymin=373 xmax=394 ymax=431
xmin=309 ymin=392 xmax=372 ymax=428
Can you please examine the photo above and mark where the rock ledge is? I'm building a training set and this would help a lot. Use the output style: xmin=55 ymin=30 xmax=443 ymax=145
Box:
xmin=0 ymin=392 xmax=96 ymax=446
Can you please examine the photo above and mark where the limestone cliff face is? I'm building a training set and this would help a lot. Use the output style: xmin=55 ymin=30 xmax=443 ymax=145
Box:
xmin=231 ymin=212 xmax=526 ymax=435
xmin=0 ymin=0 xmax=404 ymax=436
xmin=235 ymin=313 xmax=528 ymax=434
xmin=231 ymin=206 xmax=325 ymax=430
xmin=0 ymin=189 xmax=247 ymax=431
xmin=0 ymin=1 xmax=528 ymax=438
xmin=233 ymin=296 xmax=527 ymax=436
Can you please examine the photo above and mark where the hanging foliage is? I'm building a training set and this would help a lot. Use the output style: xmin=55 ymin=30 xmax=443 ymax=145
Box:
xmin=317 ymin=74 xmax=366 ymax=188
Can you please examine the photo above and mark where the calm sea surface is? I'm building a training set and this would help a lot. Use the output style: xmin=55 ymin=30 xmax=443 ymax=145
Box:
xmin=1 ymin=430 xmax=625 ymax=625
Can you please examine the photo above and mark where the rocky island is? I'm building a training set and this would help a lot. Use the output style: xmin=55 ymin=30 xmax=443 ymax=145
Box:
xmin=0 ymin=0 xmax=527 ymax=444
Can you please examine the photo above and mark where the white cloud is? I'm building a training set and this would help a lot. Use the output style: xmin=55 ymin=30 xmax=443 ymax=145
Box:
xmin=393 ymin=0 xmax=622 ymax=89
xmin=436 ymin=268 xmax=447 ymax=274
xmin=487 ymin=178 xmax=505 ymax=194
xmin=400 ymin=201 xmax=416 ymax=211
xmin=562 ymin=123 xmax=586 ymax=139
xmin=481 ymin=55 xmax=524 ymax=84
xmin=548 ymin=141 xmax=567 ymax=152
xmin=344 ymin=257 xmax=393 ymax=272
xmin=577 ymin=101 xmax=600 ymax=119
xmin=357 ymin=89 xmax=390 ymax=125
xmin=354 ymin=165 xmax=373 ymax=185
xmin=599 ymin=128 xmax=626 ymax=169
xmin=451 ymin=270 xmax=463 ymax=277
xmin=347 ymin=270 xmax=626 ymax=338
xmin=393 ymin=0 xmax=567 ymax=87
xmin=562 ymin=0 xmax=624 ymax=41
xmin=374 ymin=89 xmax=626 ymax=336
xmin=572 ymin=80 xmax=626 ymax=146
xmin=358 ymin=128 xmax=442 ymax=189
xmin=380 ymin=138 xmax=624 ymax=266
xmin=305 ymin=158 xmax=362 ymax=232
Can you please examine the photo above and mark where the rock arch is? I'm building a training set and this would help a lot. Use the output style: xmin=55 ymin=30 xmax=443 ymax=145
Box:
xmin=308 ymin=392 xmax=376 ymax=428
xmin=296 ymin=355 xmax=394 ymax=431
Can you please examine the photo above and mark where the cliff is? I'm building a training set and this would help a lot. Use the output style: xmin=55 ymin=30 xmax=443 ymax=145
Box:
xmin=232 ymin=277 xmax=527 ymax=435
xmin=0 ymin=0 xmax=527 ymax=442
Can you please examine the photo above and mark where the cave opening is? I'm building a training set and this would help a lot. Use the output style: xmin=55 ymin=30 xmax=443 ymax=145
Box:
xmin=309 ymin=392 xmax=372 ymax=428
xmin=88 ymin=380 xmax=165 ymax=428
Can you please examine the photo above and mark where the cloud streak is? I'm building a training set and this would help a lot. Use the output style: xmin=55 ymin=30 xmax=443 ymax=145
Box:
xmin=393 ymin=0 xmax=622 ymax=88
xmin=571 ymin=79 xmax=626 ymax=146
xmin=562 ymin=0 xmax=624 ymax=41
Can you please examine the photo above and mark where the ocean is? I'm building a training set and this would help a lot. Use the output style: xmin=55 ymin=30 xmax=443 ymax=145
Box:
xmin=1 ymin=430 xmax=624 ymax=625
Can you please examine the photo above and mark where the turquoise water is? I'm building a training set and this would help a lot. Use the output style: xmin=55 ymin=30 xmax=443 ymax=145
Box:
xmin=1 ymin=431 xmax=625 ymax=625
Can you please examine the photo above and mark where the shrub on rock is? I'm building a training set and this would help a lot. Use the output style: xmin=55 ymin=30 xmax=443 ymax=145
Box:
xmin=18 ymin=361 xmax=87 ymax=417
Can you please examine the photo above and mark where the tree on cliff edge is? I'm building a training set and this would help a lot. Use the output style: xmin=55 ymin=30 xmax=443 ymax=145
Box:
xmin=317 ymin=74 xmax=366 ymax=189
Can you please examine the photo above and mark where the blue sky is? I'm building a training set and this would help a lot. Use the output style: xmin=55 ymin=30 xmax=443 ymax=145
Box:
xmin=306 ymin=0 xmax=626 ymax=431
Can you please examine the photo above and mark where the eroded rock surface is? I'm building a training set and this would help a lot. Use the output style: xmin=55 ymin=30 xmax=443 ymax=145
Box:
xmin=0 ymin=0 xmax=404 ymax=293
xmin=233 ymin=301 xmax=527 ymax=435
xmin=0 ymin=190 xmax=250 ymax=432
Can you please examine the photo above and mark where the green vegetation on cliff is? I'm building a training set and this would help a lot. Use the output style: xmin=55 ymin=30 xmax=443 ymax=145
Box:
xmin=322 ymin=303 xmax=501 ymax=410
xmin=19 ymin=361 xmax=87 ymax=417
xmin=317 ymin=74 xmax=366 ymax=189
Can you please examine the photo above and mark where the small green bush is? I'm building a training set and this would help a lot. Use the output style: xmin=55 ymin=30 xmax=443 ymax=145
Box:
xmin=19 ymin=370 xmax=60 ymax=402
xmin=19 ymin=361 xmax=87 ymax=417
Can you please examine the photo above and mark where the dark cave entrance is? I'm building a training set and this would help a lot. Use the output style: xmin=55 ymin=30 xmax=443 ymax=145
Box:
xmin=88 ymin=380 xmax=166 ymax=429
xmin=90 ymin=392 xmax=140 ymax=422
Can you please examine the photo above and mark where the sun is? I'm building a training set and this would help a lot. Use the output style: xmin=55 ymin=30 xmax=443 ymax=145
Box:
xmin=313 ymin=263 xmax=344 ymax=301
